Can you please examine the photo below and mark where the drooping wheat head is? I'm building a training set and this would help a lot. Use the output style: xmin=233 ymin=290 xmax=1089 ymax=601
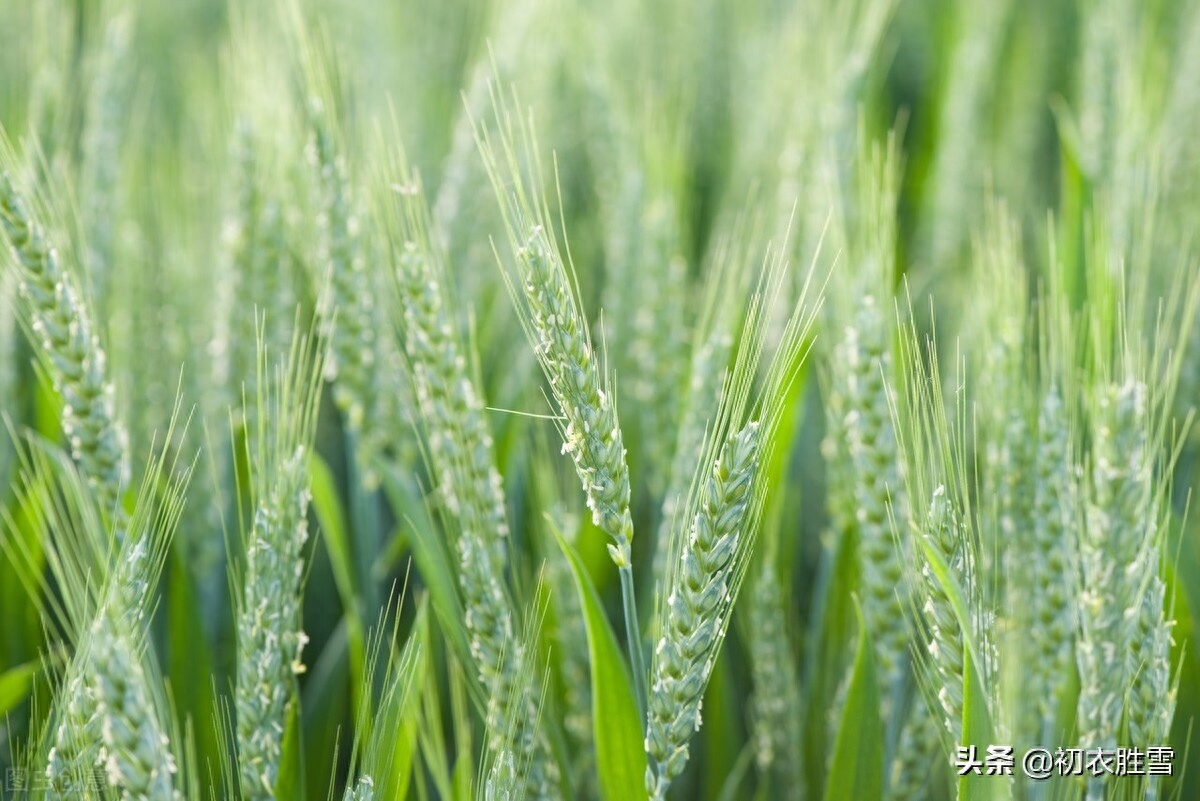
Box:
xmin=474 ymin=86 xmax=635 ymax=569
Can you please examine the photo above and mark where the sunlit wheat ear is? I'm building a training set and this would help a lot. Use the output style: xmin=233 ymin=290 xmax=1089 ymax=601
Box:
xmin=1076 ymin=379 xmax=1164 ymax=729
xmin=1075 ymin=376 xmax=1155 ymax=801
xmin=0 ymin=158 xmax=129 ymax=521
xmin=86 ymin=614 xmax=181 ymax=799
xmin=1070 ymin=220 xmax=1199 ymax=801
xmin=472 ymin=84 xmax=634 ymax=569
xmin=646 ymin=421 xmax=761 ymax=800
xmin=645 ymin=254 xmax=819 ymax=801
xmin=233 ymin=327 xmax=323 ymax=801
xmin=473 ymin=77 xmax=656 ymax=725
xmin=377 ymin=145 xmax=558 ymax=799
xmin=388 ymin=176 xmax=508 ymax=572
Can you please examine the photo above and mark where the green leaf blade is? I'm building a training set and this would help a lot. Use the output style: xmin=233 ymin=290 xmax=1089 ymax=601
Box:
xmin=552 ymin=527 xmax=648 ymax=801
xmin=824 ymin=601 xmax=885 ymax=801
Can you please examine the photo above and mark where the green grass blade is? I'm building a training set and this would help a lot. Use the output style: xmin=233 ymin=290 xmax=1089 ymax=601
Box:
xmin=276 ymin=694 xmax=306 ymax=801
xmin=378 ymin=597 xmax=431 ymax=801
xmin=165 ymin=547 xmax=220 ymax=779
xmin=302 ymin=617 xmax=351 ymax=801
xmin=379 ymin=464 xmax=469 ymax=663
xmin=0 ymin=659 xmax=36 ymax=717
xmin=915 ymin=528 xmax=988 ymax=698
xmin=804 ymin=523 xmax=859 ymax=798
xmin=309 ymin=451 xmax=358 ymax=616
xmin=552 ymin=525 xmax=648 ymax=801
xmin=308 ymin=450 xmax=368 ymax=729
xmin=824 ymin=601 xmax=884 ymax=801
xmin=957 ymin=646 xmax=1000 ymax=801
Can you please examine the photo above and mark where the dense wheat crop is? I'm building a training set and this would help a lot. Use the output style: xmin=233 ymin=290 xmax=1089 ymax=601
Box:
xmin=2 ymin=1 xmax=1199 ymax=799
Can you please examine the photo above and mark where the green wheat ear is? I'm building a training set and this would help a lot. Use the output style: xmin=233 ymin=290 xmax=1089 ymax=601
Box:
xmin=891 ymin=312 xmax=1003 ymax=787
xmin=0 ymin=150 xmax=130 ymax=522
xmin=233 ymin=324 xmax=324 ymax=801
xmin=473 ymin=81 xmax=634 ymax=570
xmin=3 ymin=412 xmax=192 ymax=800
xmin=646 ymin=248 xmax=819 ymax=801
xmin=473 ymin=76 xmax=656 ymax=724
xmin=821 ymin=135 xmax=911 ymax=753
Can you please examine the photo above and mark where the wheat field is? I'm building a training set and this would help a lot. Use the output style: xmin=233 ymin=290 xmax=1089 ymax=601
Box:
xmin=1 ymin=1 xmax=1199 ymax=800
